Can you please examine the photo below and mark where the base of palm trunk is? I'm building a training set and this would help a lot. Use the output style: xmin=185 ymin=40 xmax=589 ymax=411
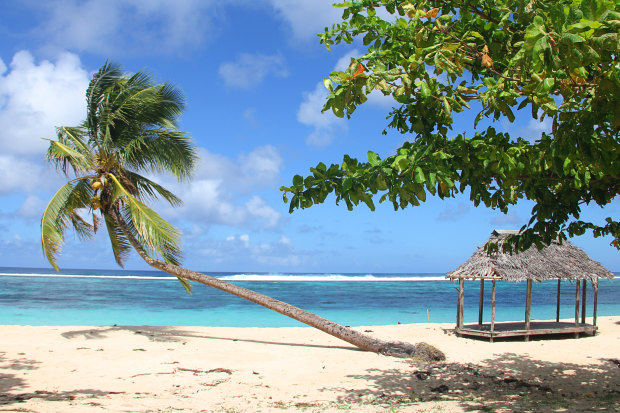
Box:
xmin=379 ymin=341 xmax=445 ymax=361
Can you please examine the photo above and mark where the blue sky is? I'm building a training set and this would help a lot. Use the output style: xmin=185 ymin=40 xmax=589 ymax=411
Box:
xmin=0 ymin=0 xmax=617 ymax=273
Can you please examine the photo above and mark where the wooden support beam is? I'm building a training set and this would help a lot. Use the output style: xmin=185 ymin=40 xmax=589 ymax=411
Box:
xmin=478 ymin=279 xmax=485 ymax=325
xmin=458 ymin=278 xmax=465 ymax=330
xmin=491 ymin=280 xmax=496 ymax=343
xmin=575 ymin=280 xmax=581 ymax=338
xmin=456 ymin=282 xmax=461 ymax=329
xmin=556 ymin=279 xmax=561 ymax=322
xmin=581 ymin=279 xmax=587 ymax=324
xmin=525 ymin=279 xmax=532 ymax=342
xmin=593 ymin=278 xmax=598 ymax=327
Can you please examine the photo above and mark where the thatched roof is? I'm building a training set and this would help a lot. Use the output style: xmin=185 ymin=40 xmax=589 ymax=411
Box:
xmin=446 ymin=230 xmax=614 ymax=282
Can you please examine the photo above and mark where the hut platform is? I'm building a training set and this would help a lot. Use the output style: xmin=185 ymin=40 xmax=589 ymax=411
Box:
xmin=456 ymin=320 xmax=597 ymax=341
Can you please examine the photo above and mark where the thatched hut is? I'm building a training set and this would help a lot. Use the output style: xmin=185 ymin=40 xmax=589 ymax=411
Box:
xmin=446 ymin=230 xmax=614 ymax=342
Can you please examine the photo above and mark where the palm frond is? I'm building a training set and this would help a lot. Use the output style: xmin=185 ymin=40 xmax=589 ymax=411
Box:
xmin=109 ymin=174 xmax=183 ymax=266
xmin=176 ymin=276 xmax=192 ymax=295
xmin=70 ymin=210 xmax=96 ymax=241
xmin=45 ymin=126 xmax=94 ymax=175
xmin=124 ymin=170 xmax=183 ymax=206
xmin=119 ymin=129 xmax=196 ymax=180
xmin=155 ymin=82 xmax=185 ymax=123
xmin=86 ymin=61 xmax=124 ymax=147
xmin=41 ymin=179 xmax=95 ymax=270
xmin=111 ymin=205 xmax=190 ymax=293
xmin=102 ymin=212 xmax=132 ymax=267
xmin=100 ymin=85 xmax=157 ymax=149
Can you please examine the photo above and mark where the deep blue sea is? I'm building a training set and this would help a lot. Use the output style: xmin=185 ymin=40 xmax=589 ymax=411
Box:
xmin=1 ymin=267 xmax=618 ymax=327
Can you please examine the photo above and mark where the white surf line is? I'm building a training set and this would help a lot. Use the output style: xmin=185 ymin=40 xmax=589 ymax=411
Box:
xmin=1 ymin=273 xmax=448 ymax=282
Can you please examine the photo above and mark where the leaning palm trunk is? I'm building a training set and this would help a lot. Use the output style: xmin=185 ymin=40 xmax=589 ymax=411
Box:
xmin=41 ymin=63 xmax=445 ymax=363
xmin=113 ymin=211 xmax=444 ymax=361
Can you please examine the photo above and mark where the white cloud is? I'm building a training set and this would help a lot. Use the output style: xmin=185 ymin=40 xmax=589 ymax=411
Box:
xmin=334 ymin=52 xmax=357 ymax=71
xmin=0 ymin=51 xmax=89 ymax=156
xmin=218 ymin=53 xmax=288 ymax=88
xmin=268 ymin=0 xmax=342 ymax=43
xmin=501 ymin=111 xmax=553 ymax=142
xmin=492 ymin=212 xmax=523 ymax=226
xmin=437 ymin=203 xmax=470 ymax=221
xmin=243 ymin=107 xmax=259 ymax=127
xmin=17 ymin=195 xmax=48 ymax=218
xmin=39 ymin=0 xmax=218 ymax=55
xmin=297 ymin=81 xmax=346 ymax=146
xmin=0 ymin=155 xmax=61 ymax=195
xmin=161 ymin=145 xmax=283 ymax=229
xmin=246 ymin=196 xmax=280 ymax=228
xmin=239 ymin=145 xmax=282 ymax=185
xmin=193 ymin=231 xmax=306 ymax=268
xmin=525 ymin=118 xmax=553 ymax=136
xmin=366 ymin=89 xmax=395 ymax=107
xmin=298 ymin=51 xmax=358 ymax=147
xmin=194 ymin=145 xmax=282 ymax=192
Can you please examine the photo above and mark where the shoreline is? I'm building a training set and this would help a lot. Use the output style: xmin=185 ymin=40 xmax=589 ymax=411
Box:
xmin=1 ymin=317 xmax=619 ymax=412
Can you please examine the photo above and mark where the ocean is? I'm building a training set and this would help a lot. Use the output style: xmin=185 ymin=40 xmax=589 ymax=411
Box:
xmin=1 ymin=267 xmax=618 ymax=327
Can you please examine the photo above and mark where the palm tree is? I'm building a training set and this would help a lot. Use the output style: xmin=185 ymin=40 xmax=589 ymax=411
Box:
xmin=41 ymin=62 xmax=444 ymax=361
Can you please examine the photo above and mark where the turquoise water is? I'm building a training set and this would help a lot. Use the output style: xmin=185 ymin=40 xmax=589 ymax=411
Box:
xmin=1 ymin=267 xmax=618 ymax=327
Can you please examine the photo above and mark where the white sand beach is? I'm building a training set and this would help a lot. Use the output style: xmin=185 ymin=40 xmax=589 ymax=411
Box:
xmin=1 ymin=317 xmax=619 ymax=412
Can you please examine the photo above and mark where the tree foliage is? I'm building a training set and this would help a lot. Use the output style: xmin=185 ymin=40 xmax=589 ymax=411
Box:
xmin=41 ymin=62 xmax=197 ymax=291
xmin=282 ymin=0 xmax=620 ymax=251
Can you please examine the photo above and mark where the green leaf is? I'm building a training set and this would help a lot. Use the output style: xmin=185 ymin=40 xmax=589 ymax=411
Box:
xmin=367 ymin=151 xmax=381 ymax=166
xmin=343 ymin=177 xmax=353 ymax=191
xmin=428 ymin=172 xmax=437 ymax=188
xmin=176 ymin=276 xmax=192 ymax=295
xmin=563 ymin=157 xmax=572 ymax=175
xmin=416 ymin=80 xmax=431 ymax=98
xmin=41 ymin=179 xmax=95 ymax=271
xmin=414 ymin=167 xmax=425 ymax=183
xmin=323 ymin=78 xmax=334 ymax=92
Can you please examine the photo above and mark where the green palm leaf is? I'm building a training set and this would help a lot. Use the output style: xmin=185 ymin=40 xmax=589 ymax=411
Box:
xmin=102 ymin=213 xmax=132 ymax=267
xmin=124 ymin=170 xmax=183 ymax=206
xmin=109 ymin=174 xmax=182 ymax=265
xmin=41 ymin=179 xmax=95 ymax=270
xmin=45 ymin=125 xmax=95 ymax=174
xmin=119 ymin=129 xmax=196 ymax=179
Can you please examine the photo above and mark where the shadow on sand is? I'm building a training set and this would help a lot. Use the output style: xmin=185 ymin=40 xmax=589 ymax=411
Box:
xmin=61 ymin=325 xmax=361 ymax=351
xmin=322 ymin=353 xmax=620 ymax=411
xmin=0 ymin=351 xmax=125 ymax=407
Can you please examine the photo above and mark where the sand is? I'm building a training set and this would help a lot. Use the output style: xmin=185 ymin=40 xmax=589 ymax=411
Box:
xmin=1 ymin=317 xmax=619 ymax=412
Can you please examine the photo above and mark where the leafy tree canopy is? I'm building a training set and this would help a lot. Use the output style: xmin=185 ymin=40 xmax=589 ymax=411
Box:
xmin=281 ymin=0 xmax=620 ymax=251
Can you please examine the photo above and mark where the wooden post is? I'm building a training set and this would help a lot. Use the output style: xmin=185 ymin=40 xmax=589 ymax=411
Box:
xmin=575 ymin=280 xmax=581 ymax=338
xmin=491 ymin=279 xmax=496 ymax=343
xmin=456 ymin=281 xmax=461 ymax=330
xmin=525 ymin=279 xmax=532 ymax=342
xmin=581 ymin=279 xmax=587 ymax=324
xmin=556 ymin=279 xmax=561 ymax=322
xmin=458 ymin=278 xmax=465 ymax=331
xmin=593 ymin=278 xmax=598 ymax=327
xmin=478 ymin=279 xmax=485 ymax=325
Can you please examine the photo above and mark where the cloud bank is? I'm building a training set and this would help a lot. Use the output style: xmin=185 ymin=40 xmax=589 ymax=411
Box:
xmin=38 ymin=0 xmax=219 ymax=56
xmin=219 ymin=53 xmax=288 ymax=88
